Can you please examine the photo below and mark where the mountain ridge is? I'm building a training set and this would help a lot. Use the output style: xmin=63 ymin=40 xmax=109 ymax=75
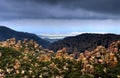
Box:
xmin=49 ymin=33 xmax=120 ymax=53
xmin=0 ymin=26 xmax=51 ymax=48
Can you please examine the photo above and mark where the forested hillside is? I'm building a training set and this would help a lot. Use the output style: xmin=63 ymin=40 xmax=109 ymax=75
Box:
xmin=49 ymin=33 xmax=120 ymax=53
xmin=0 ymin=38 xmax=120 ymax=78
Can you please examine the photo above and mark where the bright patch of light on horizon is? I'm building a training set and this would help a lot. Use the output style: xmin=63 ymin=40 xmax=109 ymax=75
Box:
xmin=0 ymin=19 xmax=120 ymax=39
xmin=39 ymin=32 xmax=116 ymax=39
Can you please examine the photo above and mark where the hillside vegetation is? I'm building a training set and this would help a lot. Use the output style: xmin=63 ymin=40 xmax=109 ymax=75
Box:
xmin=0 ymin=38 xmax=120 ymax=78
xmin=0 ymin=26 xmax=50 ymax=48
xmin=49 ymin=33 xmax=120 ymax=53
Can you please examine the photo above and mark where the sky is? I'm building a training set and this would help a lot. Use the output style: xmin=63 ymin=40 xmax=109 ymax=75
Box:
xmin=0 ymin=0 xmax=120 ymax=38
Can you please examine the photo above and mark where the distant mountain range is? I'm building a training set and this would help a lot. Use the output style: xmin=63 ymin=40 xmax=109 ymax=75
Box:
xmin=0 ymin=26 xmax=51 ymax=48
xmin=38 ymin=35 xmax=61 ymax=43
xmin=43 ymin=38 xmax=60 ymax=43
xmin=2 ymin=26 xmax=120 ymax=54
xmin=49 ymin=33 xmax=120 ymax=53
xmin=39 ymin=35 xmax=65 ymax=39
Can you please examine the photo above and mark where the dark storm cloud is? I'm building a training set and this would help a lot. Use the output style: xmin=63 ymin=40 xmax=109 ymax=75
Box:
xmin=28 ymin=0 xmax=120 ymax=14
xmin=0 ymin=0 xmax=120 ymax=20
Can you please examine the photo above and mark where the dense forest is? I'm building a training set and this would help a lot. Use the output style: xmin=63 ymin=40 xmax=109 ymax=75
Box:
xmin=0 ymin=38 xmax=120 ymax=78
xmin=49 ymin=33 xmax=120 ymax=53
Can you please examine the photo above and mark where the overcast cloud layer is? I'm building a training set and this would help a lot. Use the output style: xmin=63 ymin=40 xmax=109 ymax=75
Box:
xmin=0 ymin=0 xmax=120 ymax=20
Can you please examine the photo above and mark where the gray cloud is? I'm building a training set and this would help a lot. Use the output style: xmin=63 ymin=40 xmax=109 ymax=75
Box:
xmin=29 ymin=0 xmax=120 ymax=14
xmin=0 ymin=0 xmax=120 ymax=20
